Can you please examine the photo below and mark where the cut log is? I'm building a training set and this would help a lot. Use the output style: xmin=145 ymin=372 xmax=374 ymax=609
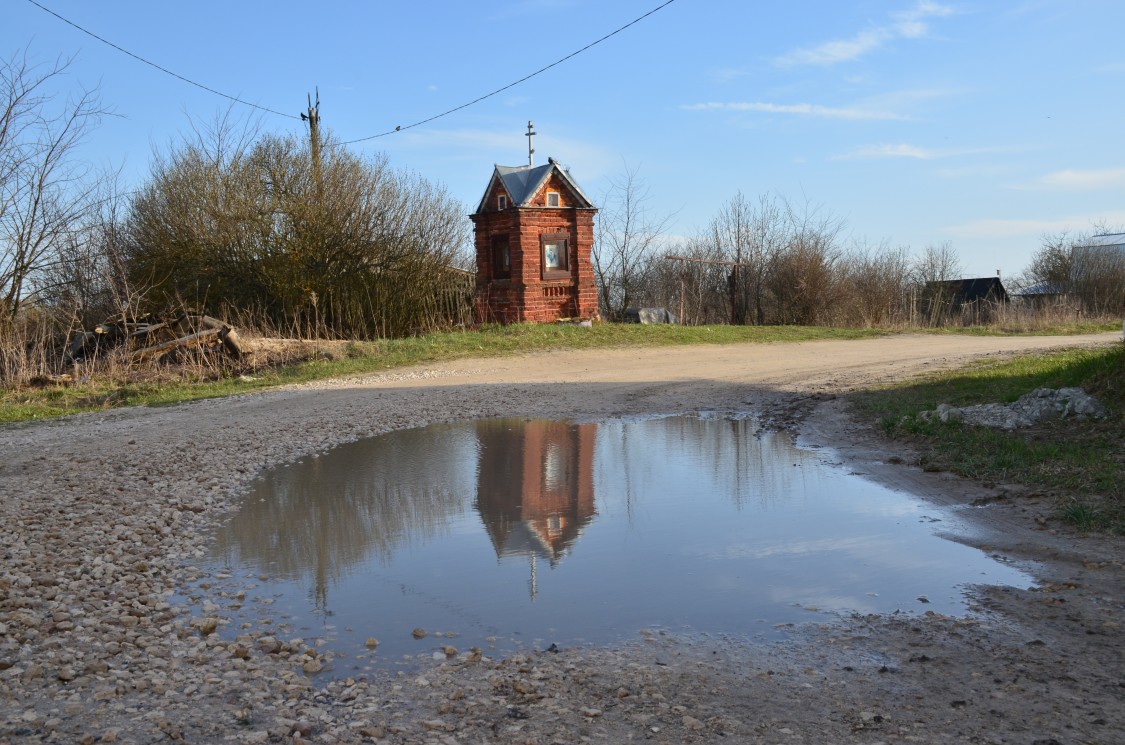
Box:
xmin=199 ymin=315 xmax=242 ymax=358
xmin=219 ymin=327 xmax=243 ymax=358
xmin=127 ymin=322 xmax=168 ymax=340
xmin=133 ymin=328 xmax=221 ymax=361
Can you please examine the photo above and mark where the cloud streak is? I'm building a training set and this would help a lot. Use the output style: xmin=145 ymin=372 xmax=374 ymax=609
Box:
xmin=1038 ymin=167 xmax=1125 ymax=190
xmin=682 ymin=102 xmax=908 ymax=121
xmin=948 ymin=210 xmax=1125 ymax=238
xmin=777 ymin=1 xmax=954 ymax=66
xmin=833 ymin=143 xmax=1019 ymax=160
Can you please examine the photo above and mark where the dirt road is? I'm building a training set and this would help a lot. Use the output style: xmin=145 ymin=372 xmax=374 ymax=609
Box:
xmin=1 ymin=332 xmax=1121 ymax=744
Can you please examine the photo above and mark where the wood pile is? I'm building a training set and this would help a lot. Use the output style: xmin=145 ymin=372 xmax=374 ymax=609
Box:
xmin=66 ymin=313 xmax=243 ymax=364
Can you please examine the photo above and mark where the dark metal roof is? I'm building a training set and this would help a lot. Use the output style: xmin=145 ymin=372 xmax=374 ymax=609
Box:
xmin=924 ymin=277 xmax=1009 ymax=304
xmin=473 ymin=161 xmax=595 ymax=214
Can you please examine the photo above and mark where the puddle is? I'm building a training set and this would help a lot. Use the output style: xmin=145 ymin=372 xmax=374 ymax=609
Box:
xmin=193 ymin=415 xmax=1030 ymax=672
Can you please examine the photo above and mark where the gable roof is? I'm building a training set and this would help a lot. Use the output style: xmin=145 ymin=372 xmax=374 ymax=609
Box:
xmin=473 ymin=160 xmax=595 ymax=214
xmin=924 ymin=277 xmax=1009 ymax=304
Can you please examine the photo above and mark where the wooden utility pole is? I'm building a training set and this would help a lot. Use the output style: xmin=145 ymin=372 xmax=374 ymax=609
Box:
xmin=304 ymin=88 xmax=323 ymax=202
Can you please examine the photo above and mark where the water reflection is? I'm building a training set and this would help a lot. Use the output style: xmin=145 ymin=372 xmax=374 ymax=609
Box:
xmin=211 ymin=425 xmax=477 ymax=608
xmin=475 ymin=420 xmax=597 ymax=598
xmin=203 ymin=416 xmax=1029 ymax=668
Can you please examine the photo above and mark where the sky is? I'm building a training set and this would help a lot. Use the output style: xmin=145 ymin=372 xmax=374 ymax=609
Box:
xmin=7 ymin=0 xmax=1125 ymax=279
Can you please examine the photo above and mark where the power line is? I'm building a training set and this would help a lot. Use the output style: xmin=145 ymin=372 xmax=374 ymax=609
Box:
xmin=340 ymin=0 xmax=679 ymax=145
xmin=25 ymin=0 xmax=300 ymax=120
xmin=25 ymin=0 xmax=678 ymax=141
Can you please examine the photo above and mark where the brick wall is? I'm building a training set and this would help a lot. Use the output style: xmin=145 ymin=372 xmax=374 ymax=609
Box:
xmin=472 ymin=169 xmax=598 ymax=323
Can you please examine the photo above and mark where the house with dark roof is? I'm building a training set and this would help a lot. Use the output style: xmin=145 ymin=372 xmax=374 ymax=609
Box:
xmin=470 ymin=148 xmax=598 ymax=323
xmin=922 ymin=276 xmax=1009 ymax=322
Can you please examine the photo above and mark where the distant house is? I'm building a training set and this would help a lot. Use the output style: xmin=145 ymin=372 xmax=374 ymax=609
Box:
xmin=922 ymin=276 xmax=1008 ymax=323
xmin=1014 ymin=233 xmax=1125 ymax=312
xmin=1076 ymin=233 xmax=1125 ymax=252
xmin=1072 ymin=233 xmax=1125 ymax=279
xmin=1012 ymin=280 xmax=1067 ymax=306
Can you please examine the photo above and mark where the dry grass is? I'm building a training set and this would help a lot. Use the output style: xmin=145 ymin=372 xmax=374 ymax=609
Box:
xmin=1 ymin=301 xmax=1119 ymax=423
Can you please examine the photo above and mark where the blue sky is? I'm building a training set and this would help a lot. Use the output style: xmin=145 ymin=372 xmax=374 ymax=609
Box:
xmin=8 ymin=0 xmax=1125 ymax=278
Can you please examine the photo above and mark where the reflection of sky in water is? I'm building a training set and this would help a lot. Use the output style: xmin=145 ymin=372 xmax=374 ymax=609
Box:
xmin=198 ymin=416 xmax=1030 ymax=672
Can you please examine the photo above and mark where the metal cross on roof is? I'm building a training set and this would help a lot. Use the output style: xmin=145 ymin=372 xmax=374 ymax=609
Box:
xmin=526 ymin=120 xmax=536 ymax=168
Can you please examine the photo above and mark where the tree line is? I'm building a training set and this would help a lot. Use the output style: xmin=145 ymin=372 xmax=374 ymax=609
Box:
xmin=594 ymin=180 xmax=970 ymax=327
xmin=2 ymin=48 xmax=470 ymax=360
xmin=594 ymin=171 xmax=1125 ymax=327
xmin=4 ymin=45 xmax=1122 ymax=387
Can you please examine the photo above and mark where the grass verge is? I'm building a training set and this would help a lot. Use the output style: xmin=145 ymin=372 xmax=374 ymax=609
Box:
xmin=0 ymin=324 xmax=882 ymax=423
xmin=851 ymin=343 xmax=1125 ymax=532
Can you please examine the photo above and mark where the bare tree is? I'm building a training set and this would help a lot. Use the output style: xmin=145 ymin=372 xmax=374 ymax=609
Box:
xmin=766 ymin=198 xmax=844 ymax=325
xmin=837 ymin=241 xmax=911 ymax=327
xmin=1 ymin=48 xmax=106 ymax=323
xmin=125 ymin=111 xmax=470 ymax=338
xmin=698 ymin=195 xmax=747 ymax=323
xmin=1026 ymin=226 xmax=1125 ymax=316
xmin=910 ymin=242 xmax=962 ymax=286
xmin=36 ymin=176 xmax=133 ymax=327
xmin=1025 ymin=231 xmax=1074 ymax=291
xmin=593 ymin=163 xmax=674 ymax=320
xmin=909 ymin=242 xmax=964 ymax=324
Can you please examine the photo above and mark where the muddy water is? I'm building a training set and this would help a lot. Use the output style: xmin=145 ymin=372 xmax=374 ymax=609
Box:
xmin=199 ymin=415 xmax=1029 ymax=672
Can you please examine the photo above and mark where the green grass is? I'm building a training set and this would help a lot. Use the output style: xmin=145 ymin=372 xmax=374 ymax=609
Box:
xmin=912 ymin=320 xmax=1118 ymax=337
xmin=6 ymin=320 xmax=1122 ymax=530
xmin=5 ymin=322 xmax=1117 ymax=425
xmin=0 ymin=323 xmax=884 ymax=423
xmin=852 ymin=344 xmax=1125 ymax=532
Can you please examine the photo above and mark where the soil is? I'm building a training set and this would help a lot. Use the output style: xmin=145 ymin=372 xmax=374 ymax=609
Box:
xmin=1 ymin=332 xmax=1122 ymax=744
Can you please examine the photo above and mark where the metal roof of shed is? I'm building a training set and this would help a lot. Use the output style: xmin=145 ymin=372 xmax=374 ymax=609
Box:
xmin=1078 ymin=233 xmax=1125 ymax=248
xmin=1012 ymin=280 xmax=1066 ymax=297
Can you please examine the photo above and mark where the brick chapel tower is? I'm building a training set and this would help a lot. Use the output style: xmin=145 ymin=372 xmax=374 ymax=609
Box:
xmin=471 ymin=122 xmax=598 ymax=324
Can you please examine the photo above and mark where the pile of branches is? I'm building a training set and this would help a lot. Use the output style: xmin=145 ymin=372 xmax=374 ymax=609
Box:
xmin=67 ymin=312 xmax=242 ymax=365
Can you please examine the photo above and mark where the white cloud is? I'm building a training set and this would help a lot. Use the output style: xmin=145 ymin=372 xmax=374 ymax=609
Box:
xmin=834 ymin=143 xmax=1020 ymax=160
xmin=1038 ymin=167 xmax=1125 ymax=190
xmin=947 ymin=211 xmax=1125 ymax=238
xmin=681 ymin=101 xmax=908 ymax=121
xmin=835 ymin=143 xmax=939 ymax=160
xmin=777 ymin=1 xmax=954 ymax=66
xmin=780 ymin=29 xmax=891 ymax=66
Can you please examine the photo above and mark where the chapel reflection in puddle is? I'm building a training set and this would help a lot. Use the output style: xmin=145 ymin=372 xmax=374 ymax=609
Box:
xmin=201 ymin=415 xmax=1032 ymax=668
xmin=208 ymin=418 xmax=600 ymax=609
xmin=474 ymin=420 xmax=598 ymax=598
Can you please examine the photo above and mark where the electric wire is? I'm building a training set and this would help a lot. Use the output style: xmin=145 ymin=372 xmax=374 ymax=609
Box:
xmin=26 ymin=0 xmax=678 ymax=142
xmin=340 ymin=0 xmax=679 ymax=144
xmin=25 ymin=0 xmax=300 ymax=120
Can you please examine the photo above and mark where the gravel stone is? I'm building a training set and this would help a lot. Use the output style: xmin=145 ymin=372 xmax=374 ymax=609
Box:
xmin=2 ymin=337 xmax=1121 ymax=743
